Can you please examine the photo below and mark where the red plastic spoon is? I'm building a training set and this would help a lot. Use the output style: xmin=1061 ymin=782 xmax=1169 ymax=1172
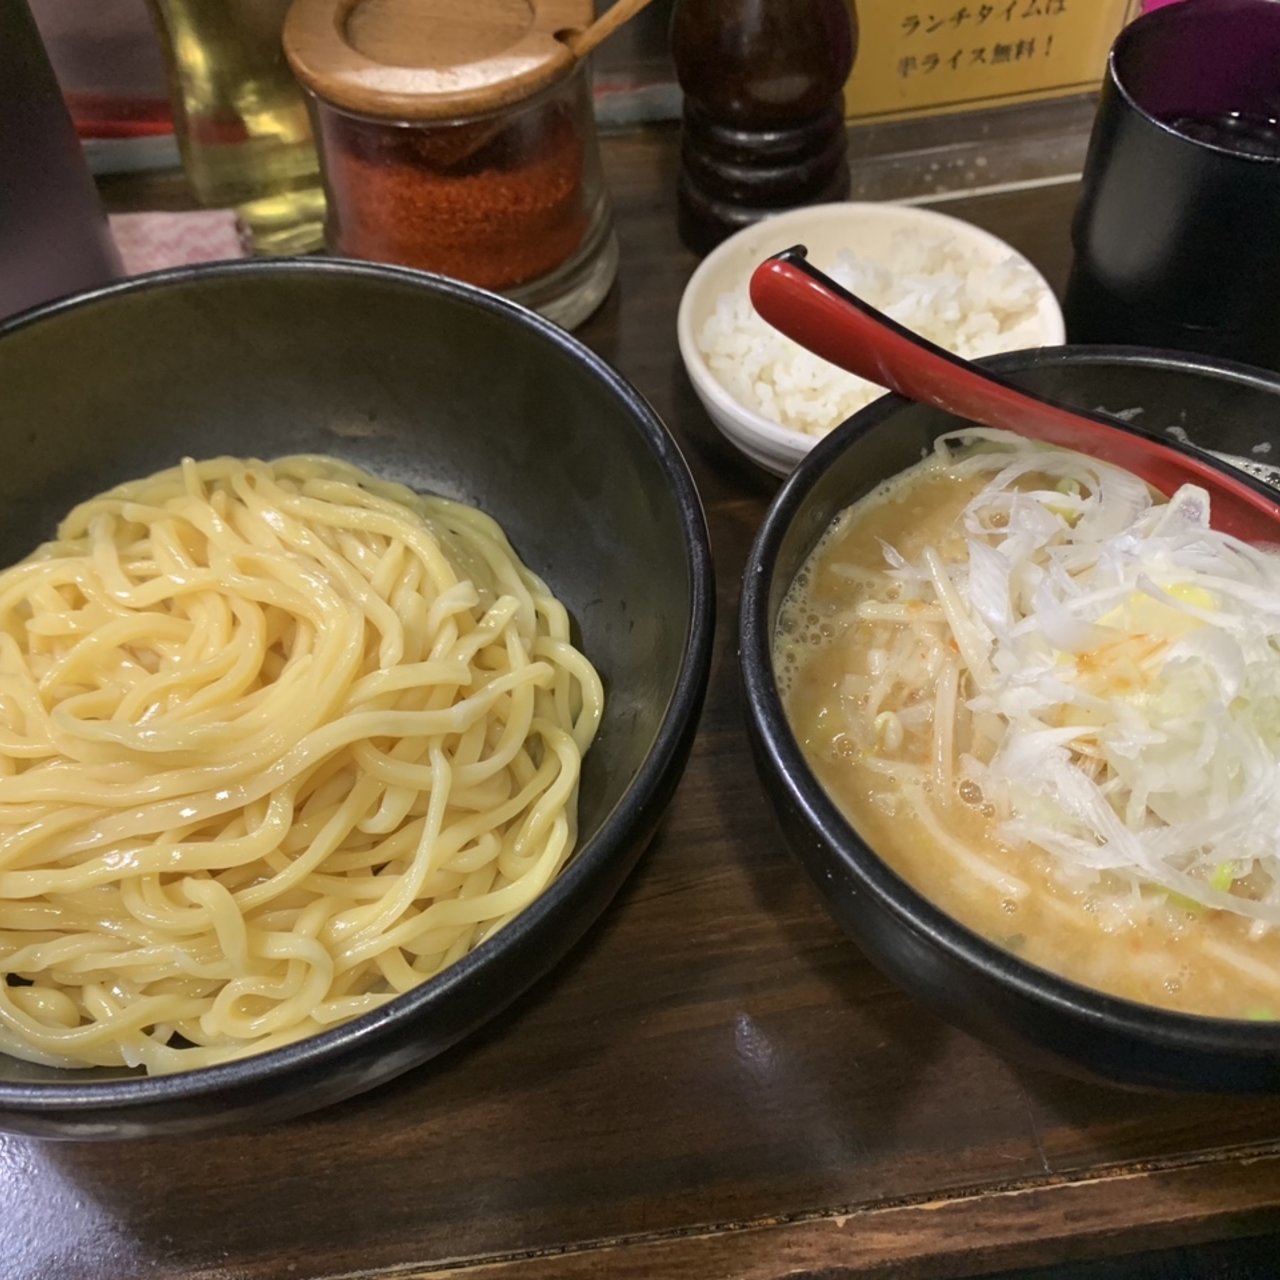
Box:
xmin=749 ymin=245 xmax=1280 ymax=544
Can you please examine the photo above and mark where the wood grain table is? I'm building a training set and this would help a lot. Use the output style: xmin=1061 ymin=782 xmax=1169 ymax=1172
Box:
xmin=7 ymin=125 xmax=1280 ymax=1280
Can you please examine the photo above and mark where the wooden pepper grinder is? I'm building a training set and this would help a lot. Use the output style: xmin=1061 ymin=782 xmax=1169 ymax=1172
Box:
xmin=671 ymin=0 xmax=857 ymax=255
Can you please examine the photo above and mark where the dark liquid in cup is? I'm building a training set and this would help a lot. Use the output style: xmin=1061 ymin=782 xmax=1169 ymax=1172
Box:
xmin=1166 ymin=110 xmax=1280 ymax=160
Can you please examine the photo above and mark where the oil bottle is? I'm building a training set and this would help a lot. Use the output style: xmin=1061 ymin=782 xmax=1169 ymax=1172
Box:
xmin=147 ymin=0 xmax=325 ymax=254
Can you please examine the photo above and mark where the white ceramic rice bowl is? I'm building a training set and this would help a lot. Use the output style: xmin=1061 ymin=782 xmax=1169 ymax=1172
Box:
xmin=676 ymin=202 xmax=1066 ymax=477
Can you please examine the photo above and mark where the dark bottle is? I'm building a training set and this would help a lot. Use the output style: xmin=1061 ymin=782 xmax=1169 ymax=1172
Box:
xmin=1 ymin=0 xmax=121 ymax=319
xmin=670 ymin=0 xmax=857 ymax=255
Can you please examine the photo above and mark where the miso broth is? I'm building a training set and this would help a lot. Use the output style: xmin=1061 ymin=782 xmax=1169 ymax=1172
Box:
xmin=776 ymin=450 xmax=1280 ymax=1020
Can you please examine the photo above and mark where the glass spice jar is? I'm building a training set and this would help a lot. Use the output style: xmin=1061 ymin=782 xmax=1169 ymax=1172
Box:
xmin=283 ymin=0 xmax=618 ymax=330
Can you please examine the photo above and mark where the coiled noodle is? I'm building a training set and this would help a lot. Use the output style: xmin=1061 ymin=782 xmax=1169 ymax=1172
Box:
xmin=0 ymin=456 xmax=603 ymax=1073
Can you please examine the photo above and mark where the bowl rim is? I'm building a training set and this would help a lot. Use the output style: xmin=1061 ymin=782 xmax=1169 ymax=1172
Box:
xmin=0 ymin=256 xmax=717 ymax=1112
xmin=739 ymin=342 xmax=1280 ymax=1060
xmin=676 ymin=200 xmax=1068 ymax=468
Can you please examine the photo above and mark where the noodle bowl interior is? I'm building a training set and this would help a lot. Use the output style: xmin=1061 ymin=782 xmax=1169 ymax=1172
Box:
xmin=0 ymin=455 xmax=602 ymax=1074
xmin=776 ymin=431 xmax=1280 ymax=1020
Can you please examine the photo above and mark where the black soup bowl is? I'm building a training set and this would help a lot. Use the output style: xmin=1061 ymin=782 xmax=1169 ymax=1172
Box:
xmin=0 ymin=260 xmax=714 ymax=1138
xmin=741 ymin=346 xmax=1280 ymax=1093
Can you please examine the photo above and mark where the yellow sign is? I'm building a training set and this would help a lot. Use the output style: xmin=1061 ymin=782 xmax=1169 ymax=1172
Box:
xmin=844 ymin=0 xmax=1144 ymax=123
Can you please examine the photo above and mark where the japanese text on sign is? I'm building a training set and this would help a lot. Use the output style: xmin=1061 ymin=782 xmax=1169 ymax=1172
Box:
xmin=895 ymin=1 xmax=1067 ymax=78
xmin=843 ymin=0 xmax=1140 ymax=124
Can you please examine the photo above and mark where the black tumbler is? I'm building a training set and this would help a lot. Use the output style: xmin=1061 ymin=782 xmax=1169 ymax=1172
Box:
xmin=1065 ymin=0 xmax=1280 ymax=371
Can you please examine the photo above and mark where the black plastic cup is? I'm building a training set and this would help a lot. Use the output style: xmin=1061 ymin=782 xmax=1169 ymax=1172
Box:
xmin=1064 ymin=0 xmax=1280 ymax=371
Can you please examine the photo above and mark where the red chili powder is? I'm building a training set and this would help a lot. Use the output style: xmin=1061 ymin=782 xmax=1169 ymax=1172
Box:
xmin=320 ymin=104 xmax=588 ymax=291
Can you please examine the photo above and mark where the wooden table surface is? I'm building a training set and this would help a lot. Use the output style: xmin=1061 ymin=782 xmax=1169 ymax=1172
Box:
xmin=8 ymin=125 xmax=1280 ymax=1280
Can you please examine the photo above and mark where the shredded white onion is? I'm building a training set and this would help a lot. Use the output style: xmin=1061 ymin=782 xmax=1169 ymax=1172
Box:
xmin=898 ymin=430 xmax=1280 ymax=922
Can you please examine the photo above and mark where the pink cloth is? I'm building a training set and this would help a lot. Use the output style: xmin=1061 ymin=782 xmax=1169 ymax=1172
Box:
xmin=109 ymin=209 xmax=249 ymax=275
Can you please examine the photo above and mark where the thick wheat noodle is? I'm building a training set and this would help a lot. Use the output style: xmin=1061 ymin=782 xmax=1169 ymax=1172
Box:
xmin=0 ymin=455 xmax=603 ymax=1073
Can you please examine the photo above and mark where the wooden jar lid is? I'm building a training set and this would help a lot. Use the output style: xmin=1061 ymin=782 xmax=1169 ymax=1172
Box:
xmin=284 ymin=0 xmax=594 ymax=120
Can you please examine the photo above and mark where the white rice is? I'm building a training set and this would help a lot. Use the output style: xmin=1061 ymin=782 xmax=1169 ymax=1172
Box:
xmin=698 ymin=230 xmax=1048 ymax=438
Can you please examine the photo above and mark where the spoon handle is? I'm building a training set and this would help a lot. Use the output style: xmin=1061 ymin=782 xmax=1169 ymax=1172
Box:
xmin=750 ymin=246 xmax=1280 ymax=543
xmin=562 ymin=0 xmax=654 ymax=60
